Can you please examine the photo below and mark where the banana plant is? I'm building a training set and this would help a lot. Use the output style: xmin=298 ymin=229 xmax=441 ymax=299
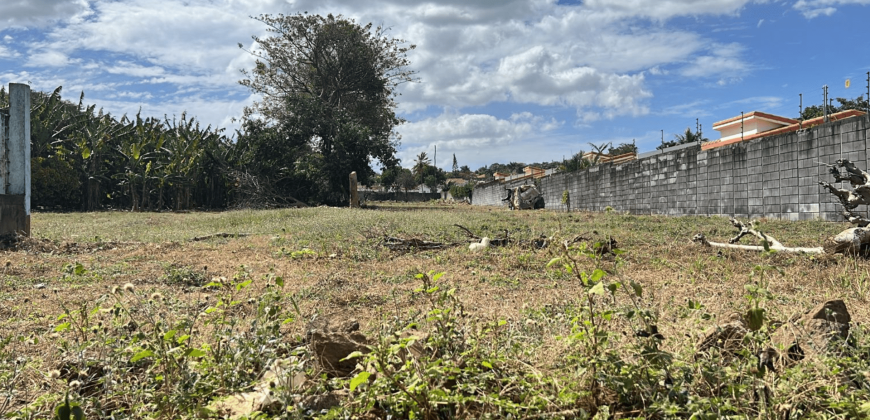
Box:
xmin=115 ymin=112 xmax=165 ymax=211
xmin=160 ymin=113 xmax=222 ymax=210
xmin=57 ymin=97 xmax=133 ymax=211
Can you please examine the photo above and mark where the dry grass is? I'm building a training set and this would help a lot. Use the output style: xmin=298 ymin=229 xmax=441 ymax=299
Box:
xmin=2 ymin=204 xmax=868 ymax=418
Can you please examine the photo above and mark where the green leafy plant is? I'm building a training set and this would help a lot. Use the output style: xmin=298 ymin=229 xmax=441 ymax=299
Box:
xmin=53 ymin=392 xmax=84 ymax=420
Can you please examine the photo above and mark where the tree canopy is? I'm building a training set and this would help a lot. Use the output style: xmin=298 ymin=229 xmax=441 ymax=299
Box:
xmin=239 ymin=13 xmax=416 ymax=204
xmin=800 ymin=95 xmax=869 ymax=120
xmin=657 ymin=127 xmax=707 ymax=150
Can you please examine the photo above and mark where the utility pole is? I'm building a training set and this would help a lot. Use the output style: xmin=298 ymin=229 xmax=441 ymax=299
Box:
xmin=823 ymin=85 xmax=829 ymax=122
xmin=799 ymin=93 xmax=803 ymax=130
xmin=741 ymin=111 xmax=744 ymax=142
xmin=866 ymin=72 xmax=869 ymax=116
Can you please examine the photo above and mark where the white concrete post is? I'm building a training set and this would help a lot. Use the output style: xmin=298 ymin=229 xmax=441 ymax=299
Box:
xmin=9 ymin=84 xmax=30 ymax=205
xmin=0 ymin=83 xmax=31 ymax=236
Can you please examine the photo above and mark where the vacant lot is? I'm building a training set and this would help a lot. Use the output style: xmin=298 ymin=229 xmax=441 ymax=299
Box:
xmin=2 ymin=204 xmax=869 ymax=419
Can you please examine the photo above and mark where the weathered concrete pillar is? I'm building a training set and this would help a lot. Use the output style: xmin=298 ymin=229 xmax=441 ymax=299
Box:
xmin=349 ymin=171 xmax=360 ymax=208
xmin=0 ymin=83 xmax=31 ymax=236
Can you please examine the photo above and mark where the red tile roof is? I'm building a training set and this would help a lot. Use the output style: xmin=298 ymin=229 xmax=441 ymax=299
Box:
xmin=712 ymin=111 xmax=798 ymax=129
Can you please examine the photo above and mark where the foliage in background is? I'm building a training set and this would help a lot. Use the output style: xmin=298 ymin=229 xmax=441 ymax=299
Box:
xmin=657 ymin=127 xmax=707 ymax=150
xmin=801 ymin=95 xmax=869 ymax=120
xmin=0 ymin=86 xmax=233 ymax=211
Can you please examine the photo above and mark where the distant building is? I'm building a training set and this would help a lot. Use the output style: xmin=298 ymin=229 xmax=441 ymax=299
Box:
xmin=705 ymin=109 xmax=866 ymax=150
xmin=712 ymin=111 xmax=798 ymax=143
xmin=582 ymin=152 xmax=637 ymax=165
xmin=522 ymin=166 xmax=546 ymax=178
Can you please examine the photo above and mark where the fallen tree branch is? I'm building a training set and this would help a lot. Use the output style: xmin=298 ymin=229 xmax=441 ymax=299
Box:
xmin=693 ymin=233 xmax=823 ymax=254
xmin=453 ymin=224 xmax=479 ymax=240
xmin=381 ymin=235 xmax=458 ymax=252
xmin=453 ymin=224 xmax=511 ymax=247
xmin=191 ymin=233 xmax=252 ymax=241
xmin=728 ymin=218 xmax=783 ymax=248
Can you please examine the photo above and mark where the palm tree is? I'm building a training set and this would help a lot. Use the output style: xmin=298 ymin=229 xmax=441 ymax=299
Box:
xmin=413 ymin=152 xmax=431 ymax=184
xmin=674 ymin=127 xmax=700 ymax=144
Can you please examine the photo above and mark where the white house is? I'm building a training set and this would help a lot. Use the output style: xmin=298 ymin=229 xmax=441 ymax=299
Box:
xmin=712 ymin=111 xmax=798 ymax=143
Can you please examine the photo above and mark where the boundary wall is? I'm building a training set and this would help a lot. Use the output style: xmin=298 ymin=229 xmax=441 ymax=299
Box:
xmin=473 ymin=115 xmax=870 ymax=221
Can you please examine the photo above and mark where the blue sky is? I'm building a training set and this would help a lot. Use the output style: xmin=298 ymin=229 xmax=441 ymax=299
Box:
xmin=1 ymin=0 xmax=869 ymax=172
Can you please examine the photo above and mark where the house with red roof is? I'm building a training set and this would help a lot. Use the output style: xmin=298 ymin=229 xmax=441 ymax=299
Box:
xmin=704 ymin=109 xmax=866 ymax=150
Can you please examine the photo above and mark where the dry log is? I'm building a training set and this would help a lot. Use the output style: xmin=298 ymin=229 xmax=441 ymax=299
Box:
xmin=822 ymin=227 xmax=870 ymax=255
xmin=694 ymin=217 xmax=870 ymax=255
xmin=191 ymin=233 xmax=252 ymax=241
xmin=693 ymin=218 xmax=823 ymax=254
xmin=693 ymin=233 xmax=823 ymax=254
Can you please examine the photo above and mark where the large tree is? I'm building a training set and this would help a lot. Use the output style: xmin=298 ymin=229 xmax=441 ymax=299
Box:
xmin=239 ymin=13 xmax=416 ymax=204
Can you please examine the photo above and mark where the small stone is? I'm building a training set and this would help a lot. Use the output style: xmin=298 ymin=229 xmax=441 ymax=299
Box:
xmin=34 ymin=283 xmax=46 ymax=289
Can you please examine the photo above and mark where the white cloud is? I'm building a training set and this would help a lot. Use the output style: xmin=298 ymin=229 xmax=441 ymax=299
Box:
xmin=720 ymin=96 xmax=784 ymax=111
xmin=26 ymin=50 xmax=77 ymax=67
xmin=0 ymin=44 xmax=19 ymax=59
xmin=680 ymin=43 xmax=749 ymax=82
xmin=0 ymin=0 xmax=90 ymax=30
xmin=105 ymin=62 xmax=166 ymax=78
xmin=794 ymin=0 xmax=870 ymax=17
xmin=397 ymin=111 xmax=562 ymax=168
xmin=581 ymin=0 xmax=764 ymax=20
xmin=658 ymin=100 xmax=713 ymax=117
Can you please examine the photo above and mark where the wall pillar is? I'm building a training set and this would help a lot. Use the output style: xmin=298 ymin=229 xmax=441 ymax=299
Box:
xmin=0 ymin=83 xmax=31 ymax=236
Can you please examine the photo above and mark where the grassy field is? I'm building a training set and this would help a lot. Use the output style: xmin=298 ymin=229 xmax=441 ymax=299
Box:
xmin=2 ymin=204 xmax=869 ymax=419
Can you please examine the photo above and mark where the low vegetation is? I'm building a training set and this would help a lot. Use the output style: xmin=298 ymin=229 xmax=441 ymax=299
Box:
xmin=2 ymin=204 xmax=870 ymax=419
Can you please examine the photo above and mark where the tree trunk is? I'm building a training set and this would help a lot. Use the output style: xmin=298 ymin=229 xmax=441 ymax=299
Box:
xmin=349 ymin=171 xmax=360 ymax=208
xmin=130 ymin=182 xmax=139 ymax=212
xmin=157 ymin=184 xmax=165 ymax=210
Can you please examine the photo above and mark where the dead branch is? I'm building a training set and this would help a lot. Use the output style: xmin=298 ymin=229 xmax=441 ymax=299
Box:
xmin=828 ymin=159 xmax=870 ymax=186
xmin=842 ymin=210 xmax=870 ymax=227
xmin=453 ymin=224 xmax=479 ymax=240
xmin=693 ymin=233 xmax=823 ymax=254
xmin=818 ymin=181 xmax=869 ymax=210
xmin=453 ymin=224 xmax=511 ymax=247
xmin=820 ymin=159 xmax=870 ymax=214
xmin=694 ymin=218 xmax=824 ymax=254
xmin=191 ymin=233 xmax=252 ymax=241
xmin=380 ymin=235 xmax=458 ymax=252
xmin=727 ymin=218 xmax=783 ymax=248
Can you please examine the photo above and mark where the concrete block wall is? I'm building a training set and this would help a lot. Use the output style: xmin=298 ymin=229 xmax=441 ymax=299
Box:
xmin=472 ymin=116 xmax=870 ymax=221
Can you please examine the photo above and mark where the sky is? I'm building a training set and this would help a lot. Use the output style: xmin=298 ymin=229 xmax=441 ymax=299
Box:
xmin=1 ymin=0 xmax=870 ymax=172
